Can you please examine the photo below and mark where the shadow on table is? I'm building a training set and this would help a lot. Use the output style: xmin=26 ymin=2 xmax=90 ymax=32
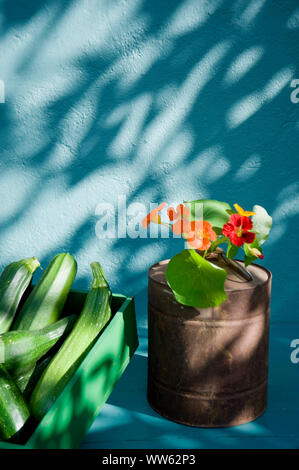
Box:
xmin=81 ymin=324 xmax=299 ymax=449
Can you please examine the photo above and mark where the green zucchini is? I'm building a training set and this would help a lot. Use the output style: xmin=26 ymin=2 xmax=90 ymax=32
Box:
xmin=0 ymin=364 xmax=30 ymax=441
xmin=0 ymin=257 xmax=40 ymax=333
xmin=0 ymin=315 xmax=76 ymax=371
xmin=30 ymin=262 xmax=112 ymax=421
xmin=14 ymin=253 xmax=77 ymax=331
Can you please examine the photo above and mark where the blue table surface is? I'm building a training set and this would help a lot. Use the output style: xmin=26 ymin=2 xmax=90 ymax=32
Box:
xmin=81 ymin=322 xmax=299 ymax=449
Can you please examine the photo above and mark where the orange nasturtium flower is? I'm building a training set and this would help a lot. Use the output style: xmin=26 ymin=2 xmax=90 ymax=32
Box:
xmin=167 ymin=204 xmax=191 ymax=235
xmin=234 ymin=203 xmax=256 ymax=217
xmin=142 ymin=202 xmax=167 ymax=229
xmin=184 ymin=220 xmax=217 ymax=251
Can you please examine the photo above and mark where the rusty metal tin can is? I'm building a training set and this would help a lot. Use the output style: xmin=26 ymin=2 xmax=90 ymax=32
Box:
xmin=147 ymin=259 xmax=272 ymax=427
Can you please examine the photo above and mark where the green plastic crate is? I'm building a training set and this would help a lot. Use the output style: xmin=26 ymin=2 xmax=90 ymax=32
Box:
xmin=0 ymin=291 xmax=138 ymax=449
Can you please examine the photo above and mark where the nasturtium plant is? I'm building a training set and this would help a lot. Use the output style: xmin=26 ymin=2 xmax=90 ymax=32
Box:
xmin=142 ymin=200 xmax=272 ymax=309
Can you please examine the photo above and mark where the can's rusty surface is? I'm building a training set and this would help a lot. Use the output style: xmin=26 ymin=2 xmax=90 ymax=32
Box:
xmin=147 ymin=259 xmax=272 ymax=427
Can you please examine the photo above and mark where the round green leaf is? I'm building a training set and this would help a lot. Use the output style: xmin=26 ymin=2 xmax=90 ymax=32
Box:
xmin=185 ymin=199 xmax=232 ymax=228
xmin=166 ymin=249 xmax=227 ymax=308
xmin=252 ymin=205 xmax=272 ymax=244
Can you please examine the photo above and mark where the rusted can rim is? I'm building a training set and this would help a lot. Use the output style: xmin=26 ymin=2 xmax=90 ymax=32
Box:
xmin=149 ymin=259 xmax=272 ymax=293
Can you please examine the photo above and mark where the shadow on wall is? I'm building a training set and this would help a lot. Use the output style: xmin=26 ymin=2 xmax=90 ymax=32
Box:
xmin=0 ymin=0 xmax=298 ymax=325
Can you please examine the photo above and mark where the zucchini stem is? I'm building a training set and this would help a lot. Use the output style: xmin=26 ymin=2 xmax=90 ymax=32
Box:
xmin=90 ymin=262 xmax=109 ymax=289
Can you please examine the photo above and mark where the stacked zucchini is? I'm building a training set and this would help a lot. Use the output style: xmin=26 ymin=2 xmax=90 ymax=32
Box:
xmin=0 ymin=254 xmax=112 ymax=442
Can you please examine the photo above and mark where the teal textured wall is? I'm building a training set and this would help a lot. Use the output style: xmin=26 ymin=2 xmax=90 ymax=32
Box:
xmin=0 ymin=0 xmax=298 ymax=326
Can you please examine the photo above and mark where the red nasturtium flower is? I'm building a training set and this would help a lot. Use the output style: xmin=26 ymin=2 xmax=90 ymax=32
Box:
xmin=184 ymin=220 xmax=217 ymax=251
xmin=142 ymin=202 xmax=166 ymax=228
xmin=222 ymin=214 xmax=255 ymax=247
xmin=167 ymin=204 xmax=191 ymax=235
